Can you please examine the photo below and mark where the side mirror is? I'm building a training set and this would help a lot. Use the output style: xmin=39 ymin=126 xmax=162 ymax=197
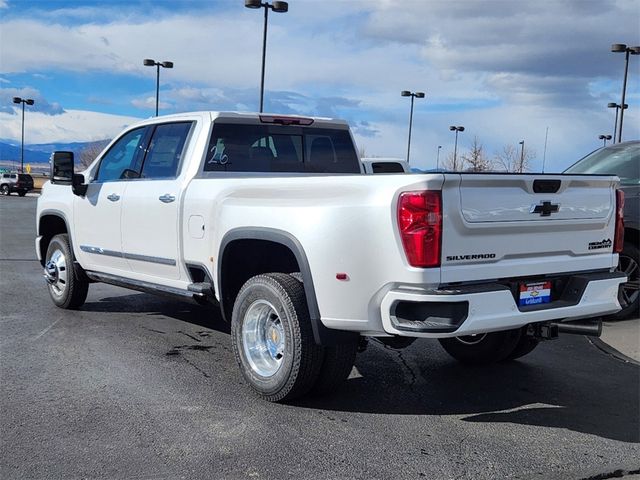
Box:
xmin=50 ymin=151 xmax=88 ymax=196
xmin=50 ymin=151 xmax=74 ymax=185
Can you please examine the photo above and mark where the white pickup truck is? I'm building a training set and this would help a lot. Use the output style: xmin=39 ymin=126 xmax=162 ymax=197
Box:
xmin=37 ymin=111 xmax=626 ymax=402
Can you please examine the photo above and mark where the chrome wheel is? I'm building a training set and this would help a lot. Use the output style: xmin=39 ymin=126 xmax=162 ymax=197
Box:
xmin=618 ymin=253 xmax=639 ymax=309
xmin=455 ymin=333 xmax=488 ymax=345
xmin=242 ymin=300 xmax=285 ymax=377
xmin=44 ymin=248 xmax=68 ymax=297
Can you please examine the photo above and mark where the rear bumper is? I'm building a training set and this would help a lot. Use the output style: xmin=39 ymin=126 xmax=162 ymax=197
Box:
xmin=380 ymin=271 xmax=626 ymax=338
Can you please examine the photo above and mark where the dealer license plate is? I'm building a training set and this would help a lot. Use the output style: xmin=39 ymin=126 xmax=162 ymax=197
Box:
xmin=519 ymin=281 xmax=552 ymax=306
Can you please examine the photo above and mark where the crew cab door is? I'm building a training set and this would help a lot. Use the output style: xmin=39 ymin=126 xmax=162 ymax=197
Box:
xmin=120 ymin=122 xmax=194 ymax=280
xmin=73 ymin=126 xmax=149 ymax=273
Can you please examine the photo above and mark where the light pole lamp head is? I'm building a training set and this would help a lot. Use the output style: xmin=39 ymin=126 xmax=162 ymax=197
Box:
xmin=457 ymin=126 xmax=465 ymax=132
xmin=415 ymin=92 xmax=425 ymax=98
xmin=143 ymin=58 xmax=156 ymax=66
xmin=401 ymin=91 xmax=411 ymax=97
xmin=12 ymin=97 xmax=22 ymax=104
xmin=25 ymin=99 xmax=35 ymax=105
xmin=245 ymin=0 xmax=263 ymax=8
xmin=630 ymin=46 xmax=640 ymax=55
xmin=272 ymin=1 xmax=288 ymax=12
xmin=605 ymin=135 xmax=612 ymax=140
xmin=607 ymin=102 xmax=618 ymax=108
xmin=611 ymin=43 xmax=627 ymax=53
xmin=449 ymin=125 xmax=456 ymax=131
xmin=519 ymin=140 xmax=524 ymax=145
xmin=161 ymin=61 xmax=174 ymax=68
xmin=598 ymin=135 xmax=606 ymax=140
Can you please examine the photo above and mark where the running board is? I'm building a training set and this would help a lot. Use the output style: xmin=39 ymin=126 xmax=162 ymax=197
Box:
xmin=85 ymin=271 xmax=205 ymax=303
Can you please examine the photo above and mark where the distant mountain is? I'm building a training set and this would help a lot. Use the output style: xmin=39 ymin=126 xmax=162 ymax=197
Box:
xmin=0 ymin=139 xmax=111 ymax=172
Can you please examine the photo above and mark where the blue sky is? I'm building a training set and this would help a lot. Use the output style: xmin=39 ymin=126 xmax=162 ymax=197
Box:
xmin=1 ymin=0 xmax=639 ymax=172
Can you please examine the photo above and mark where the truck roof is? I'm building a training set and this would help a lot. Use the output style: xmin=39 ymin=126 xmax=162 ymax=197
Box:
xmin=131 ymin=111 xmax=349 ymax=129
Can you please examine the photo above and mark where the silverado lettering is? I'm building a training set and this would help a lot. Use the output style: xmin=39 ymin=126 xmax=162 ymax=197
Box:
xmin=446 ymin=254 xmax=496 ymax=261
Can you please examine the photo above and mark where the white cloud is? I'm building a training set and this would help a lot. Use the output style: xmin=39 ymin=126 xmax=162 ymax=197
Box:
xmin=0 ymin=0 xmax=638 ymax=169
xmin=0 ymin=109 xmax=142 ymax=144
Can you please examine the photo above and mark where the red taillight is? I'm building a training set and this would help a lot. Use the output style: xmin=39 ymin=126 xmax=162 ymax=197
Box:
xmin=614 ymin=189 xmax=625 ymax=253
xmin=398 ymin=191 xmax=442 ymax=268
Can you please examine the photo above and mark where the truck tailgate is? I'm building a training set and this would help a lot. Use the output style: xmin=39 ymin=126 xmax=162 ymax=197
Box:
xmin=440 ymin=174 xmax=619 ymax=284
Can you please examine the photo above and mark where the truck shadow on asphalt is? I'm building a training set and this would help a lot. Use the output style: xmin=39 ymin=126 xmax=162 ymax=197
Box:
xmin=298 ymin=338 xmax=640 ymax=444
xmin=81 ymin=292 xmax=638 ymax=444
xmin=81 ymin=293 xmax=230 ymax=334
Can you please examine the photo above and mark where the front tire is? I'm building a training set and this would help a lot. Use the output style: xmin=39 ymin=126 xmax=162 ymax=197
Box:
xmin=44 ymin=234 xmax=89 ymax=309
xmin=231 ymin=273 xmax=323 ymax=402
xmin=439 ymin=329 xmax=521 ymax=364
xmin=1 ymin=184 xmax=10 ymax=195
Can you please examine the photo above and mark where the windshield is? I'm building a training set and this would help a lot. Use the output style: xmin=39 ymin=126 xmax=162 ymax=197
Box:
xmin=565 ymin=142 xmax=639 ymax=185
xmin=18 ymin=174 xmax=33 ymax=181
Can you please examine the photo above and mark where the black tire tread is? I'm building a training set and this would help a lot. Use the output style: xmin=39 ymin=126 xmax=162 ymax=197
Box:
xmin=502 ymin=329 xmax=539 ymax=361
xmin=312 ymin=341 xmax=358 ymax=395
xmin=231 ymin=273 xmax=323 ymax=402
xmin=439 ymin=329 xmax=521 ymax=365
xmin=46 ymin=234 xmax=89 ymax=309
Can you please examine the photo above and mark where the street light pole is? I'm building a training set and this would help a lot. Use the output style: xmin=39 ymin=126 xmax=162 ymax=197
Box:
xmin=607 ymin=102 xmax=628 ymax=143
xmin=143 ymin=58 xmax=174 ymax=116
xmin=611 ymin=44 xmax=640 ymax=143
xmin=598 ymin=134 xmax=612 ymax=146
xmin=12 ymin=97 xmax=35 ymax=173
xmin=401 ymin=90 xmax=425 ymax=164
xmin=245 ymin=0 xmax=289 ymax=113
xmin=519 ymin=140 xmax=525 ymax=173
xmin=449 ymin=126 xmax=464 ymax=169
xmin=436 ymin=145 xmax=442 ymax=170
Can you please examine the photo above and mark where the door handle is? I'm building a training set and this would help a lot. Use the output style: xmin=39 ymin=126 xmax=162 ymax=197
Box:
xmin=107 ymin=193 xmax=120 ymax=202
xmin=159 ymin=194 xmax=176 ymax=203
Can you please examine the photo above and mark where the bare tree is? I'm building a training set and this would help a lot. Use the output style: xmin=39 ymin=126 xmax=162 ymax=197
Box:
xmin=495 ymin=143 xmax=536 ymax=173
xmin=78 ymin=140 xmax=109 ymax=169
xmin=461 ymin=136 xmax=492 ymax=172
xmin=358 ymin=145 xmax=367 ymax=159
xmin=441 ymin=151 xmax=465 ymax=171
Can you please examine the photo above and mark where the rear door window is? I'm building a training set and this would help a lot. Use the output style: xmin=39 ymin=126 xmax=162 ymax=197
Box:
xmin=139 ymin=122 xmax=193 ymax=179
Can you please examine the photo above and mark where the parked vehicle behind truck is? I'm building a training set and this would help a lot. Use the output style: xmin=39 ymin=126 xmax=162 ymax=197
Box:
xmin=1 ymin=173 xmax=34 ymax=196
xmin=37 ymin=111 xmax=626 ymax=402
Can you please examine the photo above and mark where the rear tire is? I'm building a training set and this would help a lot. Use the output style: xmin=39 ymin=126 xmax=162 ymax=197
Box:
xmin=18 ymin=190 xmax=26 ymax=197
xmin=312 ymin=341 xmax=358 ymax=395
xmin=502 ymin=328 xmax=539 ymax=361
xmin=44 ymin=234 xmax=89 ymax=309
xmin=231 ymin=273 xmax=324 ymax=402
xmin=439 ymin=329 xmax=521 ymax=364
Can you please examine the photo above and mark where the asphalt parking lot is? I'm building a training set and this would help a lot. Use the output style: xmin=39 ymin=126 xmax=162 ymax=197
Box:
xmin=1 ymin=195 xmax=639 ymax=480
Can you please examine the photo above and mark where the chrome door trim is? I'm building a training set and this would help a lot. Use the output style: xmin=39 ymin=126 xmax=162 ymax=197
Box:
xmin=80 ymin=245 xmax=176 ymax=266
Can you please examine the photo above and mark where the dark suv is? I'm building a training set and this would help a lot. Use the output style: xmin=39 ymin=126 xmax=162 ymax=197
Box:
xmin=565 ymin=140 xmax=639 ymax=319
xmin=0 ymin=173 xmax=34 ymax=196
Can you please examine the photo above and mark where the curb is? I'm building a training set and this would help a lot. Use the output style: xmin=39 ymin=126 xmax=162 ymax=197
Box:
xmin=589 ymin=336 xmax=640 ymax=367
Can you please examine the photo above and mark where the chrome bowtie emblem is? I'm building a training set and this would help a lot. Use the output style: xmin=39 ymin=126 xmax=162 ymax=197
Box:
xmin=530 ymin=201 xmax=559 ymax=216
